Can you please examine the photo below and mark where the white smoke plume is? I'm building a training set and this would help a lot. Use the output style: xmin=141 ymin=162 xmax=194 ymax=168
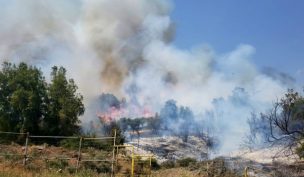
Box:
xmin=0 ymin=0 xmax=290 ymax=154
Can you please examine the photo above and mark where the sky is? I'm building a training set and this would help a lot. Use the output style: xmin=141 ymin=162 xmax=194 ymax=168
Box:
xmin=171 ymin=0 xmax=304 ymax=84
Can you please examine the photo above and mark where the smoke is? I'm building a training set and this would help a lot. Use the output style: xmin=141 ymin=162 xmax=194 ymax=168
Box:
xmin=0 ymin=0 xmax=289 ymax=154
xmin=261 ymin=67 xmax=295 ymax=86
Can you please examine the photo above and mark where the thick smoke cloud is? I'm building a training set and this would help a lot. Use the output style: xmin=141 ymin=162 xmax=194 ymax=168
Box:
xmin=0 ymin=0 xmax=289 ymax=154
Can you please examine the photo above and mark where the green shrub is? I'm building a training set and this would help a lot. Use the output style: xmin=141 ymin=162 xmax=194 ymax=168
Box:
xmin=177 ymin=158 xmax=197 ymax=167
xmin=46 ymin=159 xmax=69 ymax=169
xmin=82 ymin=161 xmax=111 ymax=173
xmin=60 ymin=138 xmax=80 ymax=150
xmin=296 ymin=143 xmax=304 ymax=159
xmin=151 ymin=158 xmax=160 ymax=170
xmin=161 ymin=160 xmax=175 ymax=169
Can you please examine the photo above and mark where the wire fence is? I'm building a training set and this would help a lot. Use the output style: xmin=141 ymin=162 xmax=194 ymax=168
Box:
xmin=0 ymin=131 xmax=116 ymax=176
xmin=0 ymin=131 xmax=153 ymax=177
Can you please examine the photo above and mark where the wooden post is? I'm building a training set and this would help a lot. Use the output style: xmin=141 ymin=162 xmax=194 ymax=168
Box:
xmin=111 ymin=129 xmax=117 ymax=177
xmin=76 ymin=137 xmax=83 ymax=173
xmin=116 ymin=146 xmax=119 ymax=164
xmin=206 ymin=162 xmax=209 ymax=177
xmin=23 ymin=132 xmax=29 ymax=166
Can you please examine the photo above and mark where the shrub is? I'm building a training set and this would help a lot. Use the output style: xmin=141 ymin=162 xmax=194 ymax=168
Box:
xmin=296 ymin=143 xmax=304 ymax=159
xmin=46 ymin=159 xmax=69 ymax=169
xmin=161 ymin=160 xmax=175 ymax=169
xmin=151 ymin=158 xmax=160 ymax=170
xmin=59 ymin=138 xmax=80 ymax=150
xmin=82 ymin=161 xmax=111 ymax=173
xmin=177 ymin=158 xmax=197 ymax=167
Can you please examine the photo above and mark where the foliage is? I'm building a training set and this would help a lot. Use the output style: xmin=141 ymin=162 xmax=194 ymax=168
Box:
xmin=146 ymin=113 xmax=161 ymax=134
xmin=101 ymin=121 xmax=125 ymax=145
xmin=178 ymin=106 xmax=194 ymax=142
xmin=82 ymin=161 xmax=111 ymax=173
xmin=118 ymin=117 xmax=129 ymax=134
xmin=46 ymin=159 xmax=69 ymax=170
xmin=248 ymin=89 xmax=304 ymax=158
xmin=268 ymin=89 xmax=304 ymax=141
xmin=177 ymin=158 xmax=197 ymax=167
xmin=161 ymin=160 xmax=176 ymax=169
xmin=296 ymin=143 xmax=304 ymax=159
xmin=160 ymin=100 xmax=178 ymax=130
xmin=0 ymin=62 xmax=84 ymax=138
xmin=128 ymin=118 xmax=143 ymax=136
xmin=98 ymin=93 xmax=120 ymax=112
xmin=59 ymin=138 xmax=80 ymax=150
xmin=0 ymin=62 xmax=47 ymax=134
xmin=150 ymin=158 xmax=161 ymax=170
xmin=111 ymin=122 xmax=125 ymax=145
xmin=43 ymin=66 xmax=84 ymax=136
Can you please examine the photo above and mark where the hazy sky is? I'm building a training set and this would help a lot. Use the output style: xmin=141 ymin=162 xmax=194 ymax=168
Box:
xmin=171 ymin=0 xmax=304 ymax=84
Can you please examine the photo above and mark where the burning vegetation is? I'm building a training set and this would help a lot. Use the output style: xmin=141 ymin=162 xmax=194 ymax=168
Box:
xmin=90 ymin=93 xmax=215 ymax=146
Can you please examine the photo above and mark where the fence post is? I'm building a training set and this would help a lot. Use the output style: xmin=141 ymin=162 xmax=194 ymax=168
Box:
xmin=206 ymin=162 xmax=209 ymax=177
xmin=76 ymin=137 xmax=83 ymax=173
xmin=149 ymin=155 xmax=152 ymax=177
xmin=244 ymin=166 xmax=248 ymax=177
xmin=131 ymin=146 xmax=134 ymax=177
xmin=111 ymin=129 xmax=117 ymax=177
xmin=116 ymin=146 xmax=119 ymax=165
xmin=23 ymin=132 xmax=29 ymax=166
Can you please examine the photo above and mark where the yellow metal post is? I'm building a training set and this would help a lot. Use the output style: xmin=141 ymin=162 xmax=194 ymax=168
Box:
xmin=113 ymin=144 xmax=135 ymax=177
xmin=131 ymin=146 xmax=134 ymax=177
xmin=111 ymin=129 xmax=117 ymax=177
xmin=244 ymin=167 xmax=248 ymax=177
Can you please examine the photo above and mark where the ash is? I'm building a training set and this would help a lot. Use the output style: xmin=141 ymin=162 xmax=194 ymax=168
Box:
xmin=127 ymin=135 xmax=208 ymax=162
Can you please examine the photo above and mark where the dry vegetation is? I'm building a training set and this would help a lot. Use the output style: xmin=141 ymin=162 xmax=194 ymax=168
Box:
xmin=1 ymin=143 xmax=303 ymax=177
xmin=0 ymin=143 xmax=241 ymax=177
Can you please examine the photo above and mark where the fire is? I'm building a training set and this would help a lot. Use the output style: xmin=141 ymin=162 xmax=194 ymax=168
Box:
xmin=97 ymin=105 xmax=154 ymax=123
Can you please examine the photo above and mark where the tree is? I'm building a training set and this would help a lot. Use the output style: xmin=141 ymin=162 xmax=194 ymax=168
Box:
xmin=147 ymin=113 xmax=161 ymax=135
xmin=179 ymin=106 xmax=194 ymax=142
xmin=160 ymin=100 xmax=178 ymax=130
xmin=99 ymin=93 xmax=120 ymax=112
xmin=110 ymin=121 xmax=125 ymax=145
xmin=43 ymin=66 xmax=84 ymax=136
xmin=118 ymin=117 xmax=129 ymax=134
xmin=128 ymin=118 xmax=144 ymax=147
xmin=256 ymin=89 xmax=304 ymax=158
xmin=0 ymin=62 xmax=47 ymax=134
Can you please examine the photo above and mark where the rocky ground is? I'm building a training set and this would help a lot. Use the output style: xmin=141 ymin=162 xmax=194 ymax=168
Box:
xmin=127 ymin=135 xmax=304 ymax=177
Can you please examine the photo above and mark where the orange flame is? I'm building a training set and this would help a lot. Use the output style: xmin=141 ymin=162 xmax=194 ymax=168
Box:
xmin=97 ymin=105 xmax=154 ymax=123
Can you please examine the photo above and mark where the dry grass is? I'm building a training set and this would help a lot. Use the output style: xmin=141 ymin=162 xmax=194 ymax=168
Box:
xmin=0 ymin=165 xmax=104 ymax=177
xmin=152 ymin=168 xmax=199 ymax=177
xmin=2 ymin=144 xmax=302 ymax=177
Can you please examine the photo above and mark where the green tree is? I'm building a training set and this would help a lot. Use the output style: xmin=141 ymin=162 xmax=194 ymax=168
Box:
xmin=109 ymin=121 xmax=124 ymax=145
xmin=0 ymin=62 xmax=47 ymax=134
xmin=43 ymin=66 xmax=84 ymax=136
